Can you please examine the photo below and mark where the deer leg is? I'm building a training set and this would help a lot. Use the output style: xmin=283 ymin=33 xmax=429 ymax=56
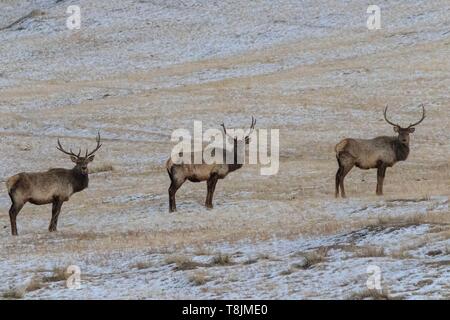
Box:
xmin=49 ymin=199 xmax=63 ymax=232
xmin=168 ymin=181 xmax=176 ymax=212
xmin=169 ymin=179 xmax=184 ymax=213
xmin=376 ymin=165 xmax=387 ymax=196
xmin=339 ymin=164 xmax=354 ymax=198
xmin=205 ymin=174 xmax=219 ymax=209
xmin=9 ymin=200 xmax=24 ymax=236
xmin=335 ymin=166 xmax=343 ymax=198
xmin=336 ymin=152 xmax=355 ymax=198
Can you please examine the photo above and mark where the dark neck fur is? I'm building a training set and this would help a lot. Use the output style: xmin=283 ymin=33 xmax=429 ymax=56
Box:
xmin=227 ymin=142 xmax=244 ymax=172
xmin=227 ymin=163 xmax=243 ymax=172
xmin=71 ymin=168 xmax=89 ymax=193
xmin=392 ymin=139 xmax=410 ymax=162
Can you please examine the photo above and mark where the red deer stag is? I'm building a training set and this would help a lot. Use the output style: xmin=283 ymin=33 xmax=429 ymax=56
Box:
xmin=166 ymin=117 xmax=256 ymax=212
xmin=335 ymin=105 xmax=425 ymax=198
xmin=6 ymin=133 xmax=102 ymax=235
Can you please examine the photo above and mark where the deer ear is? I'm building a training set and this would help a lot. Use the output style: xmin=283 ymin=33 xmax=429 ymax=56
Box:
xmin=409 ymin=127 xmax=415 ymax=133
xmin=70 ymin=156 xmax=78 ymax=163
xmin=87 ymin=155 xmax=95 ymax=163
xmin=393 ymin=126 xmax=400 ymax=133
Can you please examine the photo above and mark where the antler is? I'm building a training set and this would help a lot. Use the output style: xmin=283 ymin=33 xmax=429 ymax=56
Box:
xmin=407 ymin=104 xmax=426 ymax=128
xmin=56 ymin=138 xmax=81 ymax=158
xmin=383 ymin=105 xmax=400 ymax=127
xmin=221 ymin=117 xmax=256 ymax=140
xmin=85 ymin=132 xmax=102 ymax=157
xmin=221 ymin=121 xmax=234 ymax=140
xmin=245 ymin=116 xmax=256 ymax=138
xmin=56 ymin=132 xmax=102 ymax=159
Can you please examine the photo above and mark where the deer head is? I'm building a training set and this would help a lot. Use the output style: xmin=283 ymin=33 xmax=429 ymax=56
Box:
xmin=56 ymin=132 xmax=102 ymax=174
xmin=220 ymin=116 xmax=256 ymax=145
xmin=384 ymin=104 xmax=425 ymax=145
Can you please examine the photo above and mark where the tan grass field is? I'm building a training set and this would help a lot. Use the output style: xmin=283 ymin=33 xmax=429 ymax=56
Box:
xmin=0 ymin=0 xmax=448 ymax=299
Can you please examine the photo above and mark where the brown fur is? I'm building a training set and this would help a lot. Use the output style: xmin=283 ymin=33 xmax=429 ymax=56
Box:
xmin=335 ymin=106 xmax=425 ymax=198
xmin=167 ymin=118 xmax=255 ymax=212
xmin=7 ymin=134 xmax=101 ymax=235
xmin=6 ymin=174 xmax=20 ymax=193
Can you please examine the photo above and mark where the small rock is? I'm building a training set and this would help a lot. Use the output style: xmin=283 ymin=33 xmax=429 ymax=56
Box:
xmin=426 ymin=249 xmax=442 ymax=256
xmin=18 ymin=144 xmax=32 ymax=151
xmin=290 ymin=258 xmax=308 ymax=269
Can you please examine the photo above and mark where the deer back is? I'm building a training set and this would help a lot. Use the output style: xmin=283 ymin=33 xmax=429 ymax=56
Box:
xmin=167 ymin=148 xmax=231 ymax=181
xmin=7 ymin=169 xmax=87 ymax=205
xmin=337 ymin=137 xmax=399 ymax=169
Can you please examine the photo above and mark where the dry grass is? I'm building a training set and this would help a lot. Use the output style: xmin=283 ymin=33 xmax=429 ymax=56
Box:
xmin=279 ymin=268 xmax=295 ymax=276
xmin=385 ymin=197 xmax=431 ymax=204
xmin=2 ymin=276 xmax=45 ymax=299
xmin=350 ymin=288 xmax=394 ymax=300
xmin=26 ymin=276 xmax=45 ymax=292
xmin=285 ymin=247 xmax=329 ymax=271
xmin=4 ymin=210 xmax=447 ymax=259
xmin=74 ymin=231 xmax=104 ymax=241
xmin=188 ymin=271 xmax=210 ymax=286
xmin=211 ymin=253 xmax=233 ymax=266
xmin=257 ymin=253 xmax=272 ymax=260
xmin=353 ymin=246 xmax=386 ymax=258
xmin=0 ymin=0 xmax=449 ymax=299
xmin=243 ymin=257 xmax=258 ymax=265
xmin=193 ymin=246 xmax=213 ymax=256
xmin=416 ymin=279 xmax=434 ymax=287
xmin=389 ymin=230 xmax=449 ymax=259
xmin=42 ymin=267 xmax=69 ymax=283
xmin=2 ymin=287 xmax=27 ymax=299
xmin=301 ymin=248 xmax=329 ymax=269
xmin=90 ymin=163 xmax=114 ymax=174
xmin=373 ymin=212 xmax=450 ymax=228
xmin=390 ymin=249 xmax=414 ymax=259
xmin=131 ymin=261 xmax=152 ymax=270
xmin=165 ymin=253 xmax=234 ymax=271
xmin=165 ymin=255 xmax=203 ymax=271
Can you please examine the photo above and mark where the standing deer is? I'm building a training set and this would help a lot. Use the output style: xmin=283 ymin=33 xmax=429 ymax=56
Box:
xmin=335 ymin=105 xmax=425 ymax=198
xmin=6 ymin=133 xmax=102 ymax=235
xmin=166 ymin=117 xmax=256 ymax=212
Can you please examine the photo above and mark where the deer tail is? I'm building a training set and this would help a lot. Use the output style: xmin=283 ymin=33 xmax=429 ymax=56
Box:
xmin=335 ymin=139 xmax=349 ymax=154
xmin=6 ymin=174 xmax=20 ymax=195
xmin=165 ymin=159 xmax=173 ymax=181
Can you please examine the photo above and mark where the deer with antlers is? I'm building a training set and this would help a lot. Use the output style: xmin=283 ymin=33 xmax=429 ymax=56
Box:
xmin=335 ymin=105 xmax=425 ymax=198
xmin=166 ymin=117 xmax=256 ymax=212
xmin=6 ymin=133 xmax=102 ymax=235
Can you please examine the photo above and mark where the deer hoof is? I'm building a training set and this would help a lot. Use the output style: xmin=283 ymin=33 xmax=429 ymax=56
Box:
xmin=205 ymin=204 xmax=213 ymax=209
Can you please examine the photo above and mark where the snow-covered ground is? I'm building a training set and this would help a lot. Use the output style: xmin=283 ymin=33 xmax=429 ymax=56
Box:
xmin=0 ymin=0 xmax=449 ymax=299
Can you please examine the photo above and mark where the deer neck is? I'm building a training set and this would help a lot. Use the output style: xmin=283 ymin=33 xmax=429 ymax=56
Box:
xmin=227 ymin=163 xmax=243 ymax=172
xmin=393 ymin=139 xmax=410 ymax=162
xmin=71 ymin=167 xmax=89 ymax=193
xmin=227 ymin=142 xmax=244 ymax=172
